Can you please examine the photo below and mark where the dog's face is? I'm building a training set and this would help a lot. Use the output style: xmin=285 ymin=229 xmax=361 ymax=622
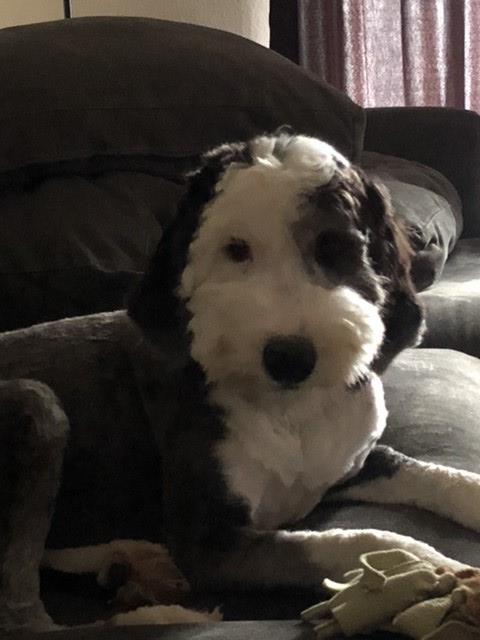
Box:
xmin=129 ymin=133 xmax=424 ymax=391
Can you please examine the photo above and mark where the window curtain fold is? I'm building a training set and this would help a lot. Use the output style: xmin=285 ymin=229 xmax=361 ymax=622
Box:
xmin=289 ymin=0 xmax=480 ymax=111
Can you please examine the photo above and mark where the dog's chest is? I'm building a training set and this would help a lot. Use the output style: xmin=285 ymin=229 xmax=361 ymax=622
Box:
xmin=214 ymin=376 xmax=387 ymax=529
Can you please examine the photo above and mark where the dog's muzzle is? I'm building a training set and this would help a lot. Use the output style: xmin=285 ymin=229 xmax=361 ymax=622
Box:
xmin=263 ymin=336 xmax=316 ymax=387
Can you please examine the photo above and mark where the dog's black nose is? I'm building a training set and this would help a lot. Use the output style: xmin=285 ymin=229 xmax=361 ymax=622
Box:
xmin=263 ymin=336 xmax=316 ymax=387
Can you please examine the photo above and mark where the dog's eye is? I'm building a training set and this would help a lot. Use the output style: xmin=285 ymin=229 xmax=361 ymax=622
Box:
xmin=315 ymin=230 xmax=363 ymax=274
xmin=224 ymin=238 xmax=252 ymax=263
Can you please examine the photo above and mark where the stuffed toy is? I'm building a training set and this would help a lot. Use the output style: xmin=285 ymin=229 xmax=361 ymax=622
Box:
xmin=301 ymin=549 xmax=480 ymax=639
xmin=42 ymin=540 xmax=221 ymax=627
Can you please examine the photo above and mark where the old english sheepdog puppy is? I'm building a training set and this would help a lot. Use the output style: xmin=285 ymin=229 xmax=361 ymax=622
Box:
xmin=5 ymin=132 xmax=480 ymax=634
xmin=128 ymin=131 xmax=480 ymax=589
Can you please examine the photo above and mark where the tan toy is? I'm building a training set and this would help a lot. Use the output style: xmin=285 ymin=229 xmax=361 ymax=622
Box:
xmin=42 ymin=540 xmax=222 ymax=627
xmin=43 ymin=539 xmax=190 ymax=607
xmin=301 ymin=549 xmax=480 ymax=639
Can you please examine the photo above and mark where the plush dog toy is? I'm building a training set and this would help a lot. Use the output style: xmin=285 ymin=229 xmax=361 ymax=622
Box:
xmin=42 ymin=540 xmax=221 ymax=627
xmin=301 ymin=549 xmax=480 ymax=639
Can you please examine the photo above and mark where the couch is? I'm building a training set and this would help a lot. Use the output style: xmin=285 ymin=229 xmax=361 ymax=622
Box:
xmin=2 ymin=16 xmax=480 ymax=640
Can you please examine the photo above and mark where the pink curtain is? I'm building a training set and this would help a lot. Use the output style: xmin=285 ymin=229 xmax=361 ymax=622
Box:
xmin=299 ymin=0 xmax=480 ymax=111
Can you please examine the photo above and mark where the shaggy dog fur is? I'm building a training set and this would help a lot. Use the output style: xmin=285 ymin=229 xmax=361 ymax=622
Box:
xmin=2 ymin=132 xmax=480 ymax=633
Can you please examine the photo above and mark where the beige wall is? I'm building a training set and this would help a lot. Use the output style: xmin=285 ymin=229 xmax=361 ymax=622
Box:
xmin=71 ymin=0 xmax=270 ymax=46
xmin=0 ymin=0 xmax=270 ymax=47
xmin=0 ymin=0 xmax=63 ymax=28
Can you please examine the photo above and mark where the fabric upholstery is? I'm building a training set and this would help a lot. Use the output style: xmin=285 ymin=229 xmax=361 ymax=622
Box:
xmin=420 ymin=239 xmax=480 ymax=358
xmin=361 ymin=151 xmax=462 ymax=290
xmin=0 ymin=16 xmax=364 ymax=169
xmin=304 ymin=348 xmax=480 ymax=568
xmin=364 ymin=109 xmax=480 ymax=359
xmin=0 ymin=173 xmax=182 ymax=331
xmin=0 ymin=16 xmax=365 ymax=332
xmin=28 ymin=621 xmax=310 ymax=640
xmin=364 ymin=107 xmax=480 ymax=238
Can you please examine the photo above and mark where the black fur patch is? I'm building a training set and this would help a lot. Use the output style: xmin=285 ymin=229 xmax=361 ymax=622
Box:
xmin=301 ymin=175 xmax=385 ymax=306
xmin=161 ymin=360 xmax=252 ymax=582
xmin=127 ymin=142 xmax=257 ymax=581
xmin=357 ymin=176 xmax=425 ymax=373
xmin=128 ymin=141 xmax=252 ymax=351
xmin=333 ymin=445 xmax=406 ymax=491
xmin=304 ymin=166 xmax=424 ymax=374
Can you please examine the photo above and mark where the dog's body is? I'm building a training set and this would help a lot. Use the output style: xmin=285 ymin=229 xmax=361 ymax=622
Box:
xmin=1 ymin=132 xmax=480 ymax=633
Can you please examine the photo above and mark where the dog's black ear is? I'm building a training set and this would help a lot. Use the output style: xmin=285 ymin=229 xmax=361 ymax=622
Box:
xmin=127 ymin=206 xmax=192 ymax=350
xmin=359 ymin=175 xmax=425 ymax=374
xmin=128 ymin=142 xmax=251 ymax=348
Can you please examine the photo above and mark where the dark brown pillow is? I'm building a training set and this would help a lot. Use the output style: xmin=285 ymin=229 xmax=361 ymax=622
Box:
xmin=0 ymin=17 xmax=365 ymax=331
xmin=0 ymin=172 xmax=184 ymax=331
xmin=0 ymin=16 xmax=365 ymax=177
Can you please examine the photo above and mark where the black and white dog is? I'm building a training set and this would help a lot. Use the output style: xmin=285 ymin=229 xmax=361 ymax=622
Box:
xmin=2 ymin=132 xmax=480 ymax=632
xmin=127 ymin=131 xmax=478 ymax=587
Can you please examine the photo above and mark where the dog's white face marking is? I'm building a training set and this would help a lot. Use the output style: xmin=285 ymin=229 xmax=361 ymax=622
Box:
xmin=179 ymin=136 xmax=384 ymax=392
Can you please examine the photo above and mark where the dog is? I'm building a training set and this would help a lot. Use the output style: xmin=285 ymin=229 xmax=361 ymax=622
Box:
xmin=2 ymin=131 xmax=480 ymax=633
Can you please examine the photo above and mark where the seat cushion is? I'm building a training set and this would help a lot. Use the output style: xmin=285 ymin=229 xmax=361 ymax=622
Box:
xmin=420 ymin=238 xmax=480 ymax=357
xmin=30 ymin=621 xmax=310 ymax=640
xmin=302 ymin=348 xmax=480 ymax=567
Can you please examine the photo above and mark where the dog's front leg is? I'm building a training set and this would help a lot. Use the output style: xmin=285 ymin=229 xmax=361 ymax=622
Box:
xmin=164 ymin=446 xmax=466 ymax=592
xmin=327 ymin=444 xmax=480 ymax=534
xmin=0 ymin=380 xmax=68 ymax=634
xmin=170 ymin=526 xmax=466 ymax=592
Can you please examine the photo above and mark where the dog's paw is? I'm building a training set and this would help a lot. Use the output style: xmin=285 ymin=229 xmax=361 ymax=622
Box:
xmin=96 ymin=540 xmax=190 ymax=606
xmin=43 ymin=539 xmax=190 ymax=607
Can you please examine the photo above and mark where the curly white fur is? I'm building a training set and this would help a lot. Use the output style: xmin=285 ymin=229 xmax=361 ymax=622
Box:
xmin=180 ymin=137 xmax=384 ymax=391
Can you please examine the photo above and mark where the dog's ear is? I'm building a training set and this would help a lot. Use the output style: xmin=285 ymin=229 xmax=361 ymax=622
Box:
xmin=127 ymin=204 xmax=192 ymax=351
xmin=128 ymin=142 xmax=251 ymax=349
xmin=359 ymin=174 xmax=425 ymax=374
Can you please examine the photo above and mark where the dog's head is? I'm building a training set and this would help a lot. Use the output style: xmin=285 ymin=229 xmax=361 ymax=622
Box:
xmin=129 ymin=132 xmax=424 ymax=391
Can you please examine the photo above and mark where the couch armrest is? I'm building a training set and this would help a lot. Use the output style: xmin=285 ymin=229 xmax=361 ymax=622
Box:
xmin=365 ymin=107 xmax=480 ymax=237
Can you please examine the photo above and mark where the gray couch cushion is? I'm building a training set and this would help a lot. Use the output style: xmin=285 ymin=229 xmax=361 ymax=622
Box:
xmin=420 ymin=238 xmax=480 ymax=357
xmin=361 ymin=152 xmax=462 ymax=291
xmin=33 ymin=621 xmax=312 ymax=640
xmin=303 ymin=348 xmax=480 ymax=567
xmin=364 ymin=107 xmax=480 ymax=239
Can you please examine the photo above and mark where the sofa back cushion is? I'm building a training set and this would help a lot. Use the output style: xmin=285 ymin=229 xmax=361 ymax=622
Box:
xmin=361 ymin=152 xmax=463 ymax=291
xmin=0 ymin=16 xmax=365 ymax=331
